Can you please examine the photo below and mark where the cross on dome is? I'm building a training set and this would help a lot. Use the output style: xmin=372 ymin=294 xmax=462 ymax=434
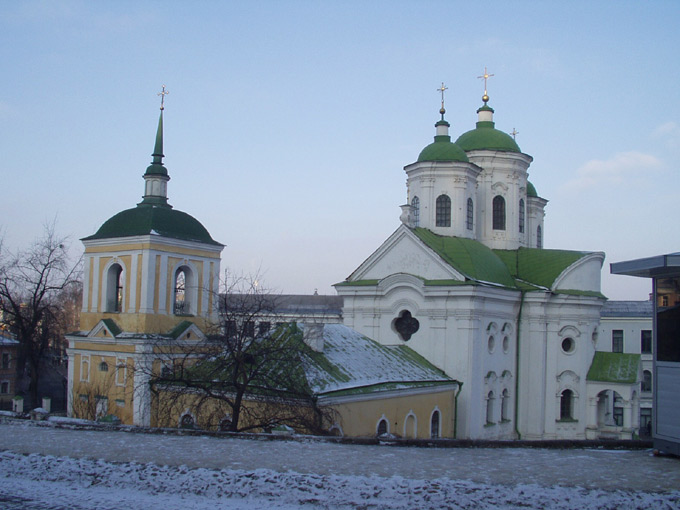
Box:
xmin=477 ymin=66 xmax=494 ymax=103
xmin=437 ymin=82 xmax=448 ymax=117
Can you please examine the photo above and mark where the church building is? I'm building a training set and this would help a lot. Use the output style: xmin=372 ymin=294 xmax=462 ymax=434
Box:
xmin=336 ymin=76 xmax=641 ymax=440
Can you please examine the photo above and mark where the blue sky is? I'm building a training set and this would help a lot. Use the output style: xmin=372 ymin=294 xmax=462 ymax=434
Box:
xmin=2 ymin=1 xmax=679 ymax=299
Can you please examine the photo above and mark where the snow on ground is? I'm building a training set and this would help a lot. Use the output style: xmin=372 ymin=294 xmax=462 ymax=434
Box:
xmin=1 ymin=420 xmax=679 ymax=509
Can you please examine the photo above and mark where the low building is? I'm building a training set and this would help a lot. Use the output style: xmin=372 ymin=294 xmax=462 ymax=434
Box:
xmin=0 ymin=333 xmax=19 ymax=410
xmin=598 ymin=300 xmax=653 ymax=436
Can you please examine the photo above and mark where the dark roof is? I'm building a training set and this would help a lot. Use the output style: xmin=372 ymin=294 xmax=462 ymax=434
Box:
xmin=220 ymin=293 xmax=343 ymax=317
xmin=611 ymin=253 xmax=680 ymax=278
xmin=601 ymin=300 xmax=653 ymax=318
xmin=83 ymin=204 xmax=221 ymax=246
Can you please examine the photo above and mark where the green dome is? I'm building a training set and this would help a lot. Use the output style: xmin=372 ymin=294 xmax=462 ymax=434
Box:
xmin=417 ymin=135 xmax=469 ymax=163
xmin=84 ymin=204 xmax=221 ymax=245
xmin=527 ymin=181 xmax=538 ymax=198
xmin=455 ymin=121 xmax=521 ymax=153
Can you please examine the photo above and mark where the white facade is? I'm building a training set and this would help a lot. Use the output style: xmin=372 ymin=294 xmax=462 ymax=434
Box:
xmin=337 ymin=98 xmax=639 ymax=440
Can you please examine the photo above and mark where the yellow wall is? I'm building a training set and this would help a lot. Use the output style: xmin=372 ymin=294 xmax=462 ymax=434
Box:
xmin=150 ymin=387 xmax=458 ymax=439
xmin=71 ymin=351 xmax=135 ymax=424
xmin=328 ymin=390 xmax=456 ymax=439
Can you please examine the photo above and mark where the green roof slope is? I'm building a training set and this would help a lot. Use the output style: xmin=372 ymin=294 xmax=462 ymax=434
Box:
xmin=494 ymin=247 xmax=589 ymax=289
xmin=412 ymin=228 xmax=517 ymax=288
xmin=84 ymin=205 xmax=221 ymax=245
xmin=587 ymin=352 xmax=640 ymax=384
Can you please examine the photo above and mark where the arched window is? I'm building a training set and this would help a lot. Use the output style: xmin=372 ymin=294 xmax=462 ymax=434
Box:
xmin=537 ymin=225 xmax=542 ymax=249
xmin=501 ymin=389 xmax=510 ymax=421
xmin=519 ymin=199 xmax=525 ymax=233
xmin=377 ymin=418 xmax=388 ymax=436
xmin=560 ymin=389 xmax=573 ymax=420
xmin=411 ymin=196 xmax=420 ymax=227
xmin=492 ymin=196 xmax=505 ymax=230
xmin=106 ymin=263 xmax=124 ymax=312
xmin=98 ymin=362 xmax=109 ymax=372
xmin=180 ymin=414 xmax=195 ymax=429
xmin=219 ymin=416 xmax=233 ymax=431
xmin=436 ymin=195 xmax=451 ymax=227
xmin=430 ymin=410 xmax=440 ymax=438
xmin=486 ymin=391 xmax=495 ymax=424
xmin=642 ymin=370 xmax=652 ymax=392
xmin=174 ymin=268 xmax=186 ymax=314
xmin=466 ymin=198 xmax=474 ymax=230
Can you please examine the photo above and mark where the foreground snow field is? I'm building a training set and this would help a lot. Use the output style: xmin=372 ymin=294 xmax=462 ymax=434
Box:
xmin=1 ymin=420 xmax=679 ymax=509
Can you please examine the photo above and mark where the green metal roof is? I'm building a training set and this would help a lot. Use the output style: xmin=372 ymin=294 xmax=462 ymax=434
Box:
xmin=412 ymin=228 xmax=517 ymax=288
xmin=587 ymin=352 xmax=640 ymax=383
xmin=144 ymin=111 xmax=168 ymax=177
xmin=527 ymin=181 xmax=538 ymax=198
xmin=493 ymin=247 xmax=589 ymax=289
xmin=84 ymin=204 xmax=221 ymax=245
xmin=455 ymin=121 xmax=521 ymax=153
xmin=417 ymin=135 xmax=469 ymax=163
xmin=101 ymin=318 xmax=121 ymax=336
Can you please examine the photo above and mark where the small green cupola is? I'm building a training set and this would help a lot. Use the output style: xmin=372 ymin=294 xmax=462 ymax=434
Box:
xmin=417 ymin=84 xmax=469 ymax=163
xmin=455 ymin=91 xmax=521 ymax=153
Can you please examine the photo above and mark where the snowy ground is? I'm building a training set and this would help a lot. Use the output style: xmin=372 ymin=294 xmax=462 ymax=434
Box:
xmin=1 ymin=420 xmax=679 ymax=509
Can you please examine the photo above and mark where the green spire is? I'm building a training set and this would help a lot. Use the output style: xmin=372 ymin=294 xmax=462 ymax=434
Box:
xmin=144 ymin=111 xmax=168 ymax=177
xmin=140 ymin=88 xmax=172 ymax=208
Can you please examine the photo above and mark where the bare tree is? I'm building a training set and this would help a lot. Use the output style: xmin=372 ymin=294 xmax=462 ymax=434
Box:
xmin=0 ymin=224 xmax=81 ymax=407
xmin=148 ymin=272 xmax=336 ymax=434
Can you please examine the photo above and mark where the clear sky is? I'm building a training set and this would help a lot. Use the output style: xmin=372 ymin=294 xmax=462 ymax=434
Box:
xmin=2 ymin=1 xmax=679 ymax=299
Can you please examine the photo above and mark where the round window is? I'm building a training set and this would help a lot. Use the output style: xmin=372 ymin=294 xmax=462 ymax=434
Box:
xmin=561 ymin=337 xmax=575 ymax=353
xmin=488 ymin=335 xmax=496 ymax=353
xmin=502 ymin=336 xmax=510 ymax=353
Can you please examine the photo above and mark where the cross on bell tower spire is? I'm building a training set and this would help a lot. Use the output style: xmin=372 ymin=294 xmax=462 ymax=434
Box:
xmin=158 ymin=84 xmax=169 ymax=111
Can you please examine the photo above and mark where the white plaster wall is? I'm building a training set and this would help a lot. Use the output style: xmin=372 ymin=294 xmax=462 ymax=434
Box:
xmin=361 ymin=237 xmax=455 ymax=281
xmin=554 ymin=254 xmax=605 ymax=293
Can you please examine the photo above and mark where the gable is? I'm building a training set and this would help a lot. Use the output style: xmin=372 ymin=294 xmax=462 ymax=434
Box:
xmin=88 ymin=319 xmax=122 ymax=339
xmin=346 ymin=226 xmax=461 ymax=282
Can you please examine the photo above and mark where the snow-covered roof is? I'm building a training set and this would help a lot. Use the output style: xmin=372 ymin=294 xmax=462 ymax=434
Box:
xmin=0 ymin=334 xmax=19 ymax=346
xmin=301 ymin=324 xmax=454 ymax=396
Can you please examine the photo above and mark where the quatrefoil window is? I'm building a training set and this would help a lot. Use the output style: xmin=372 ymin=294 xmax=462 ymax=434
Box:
xmin=393 ymin=310 xmax=420 ymax=341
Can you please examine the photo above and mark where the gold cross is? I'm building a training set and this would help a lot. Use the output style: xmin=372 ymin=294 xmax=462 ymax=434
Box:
xmin=477 ymin=66 xmax=494 ymax=96
xmin=158 ymin=85 xmax=169 ymax=110
xmin=511 ymin=128 xmax=519 ymax=140
xmin=437 ymin=82 xmax=448 ymax=109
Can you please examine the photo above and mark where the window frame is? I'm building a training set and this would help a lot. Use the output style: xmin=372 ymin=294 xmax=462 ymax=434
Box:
xmin=411 ymin=196 xmax=420 ymax=227
xmin=612 ymin=330 xmax=624 ymax=353
xmin=641 ymin=330 xmax=652 ymax=354
xmin=435 ymin=194 xmax=451 ymax=227
xmin=492 ymin=196 xmax=506 ymax=230
xmin=466 ymin=198 xmax=473 ymax=230
xmin=560 ymin=389 xmax=573 ymax=420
